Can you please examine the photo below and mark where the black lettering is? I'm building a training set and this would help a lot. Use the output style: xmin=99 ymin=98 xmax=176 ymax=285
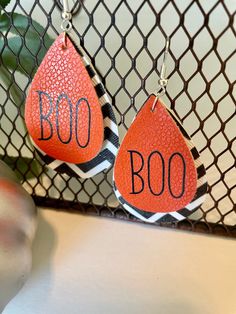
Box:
xmin=55 ymin=93 xmax=72 ymax=144
xmin=148 ymin=151 xmax=165 ymax=196
xmin=128 ymin=150 xmax=145 ymax=194
xmin=168 ymin=152 xmax=186 ymax=198
xmin=75 ymin=98 xmax=91 ymax=148
xmin=37 ymin=90 xmax=53 ymax=141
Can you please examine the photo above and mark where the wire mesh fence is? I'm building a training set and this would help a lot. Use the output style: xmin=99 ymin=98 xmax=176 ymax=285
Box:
xmin=0 ymin=0 xmax=235 ymax=237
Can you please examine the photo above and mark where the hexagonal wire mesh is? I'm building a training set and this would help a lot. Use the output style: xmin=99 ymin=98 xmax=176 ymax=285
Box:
xmin=0 ymin=0 xmax=235 ymax=236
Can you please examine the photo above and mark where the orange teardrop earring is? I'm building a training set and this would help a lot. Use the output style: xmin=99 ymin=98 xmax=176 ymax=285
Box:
xmin=113 ymin=37 xmax=207 ymax=223
xmin=25 ymin=0 xmax=119 ymax=178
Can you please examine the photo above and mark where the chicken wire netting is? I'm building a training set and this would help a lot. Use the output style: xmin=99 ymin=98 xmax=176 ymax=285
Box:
xmin=0 ymin=0 xmax=235 ymax=237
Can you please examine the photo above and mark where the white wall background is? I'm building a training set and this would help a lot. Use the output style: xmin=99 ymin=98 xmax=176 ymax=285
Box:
xmin=3 ymin=209 xmax=236 ymax=314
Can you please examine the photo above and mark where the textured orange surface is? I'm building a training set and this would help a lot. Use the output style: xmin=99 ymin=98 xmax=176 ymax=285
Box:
xmin=114 ymin=95 xmax=197 ymax=213
xmin=25 ymin=33 xmax=103 ymax=164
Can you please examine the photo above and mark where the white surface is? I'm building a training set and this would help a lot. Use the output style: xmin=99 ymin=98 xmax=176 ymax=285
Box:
xmin=3 ymin=208 xmax=236 ymax=314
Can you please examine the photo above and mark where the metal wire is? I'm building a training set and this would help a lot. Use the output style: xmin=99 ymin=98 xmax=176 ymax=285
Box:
xmin=55 ymin=0 xmax=82 ymax=16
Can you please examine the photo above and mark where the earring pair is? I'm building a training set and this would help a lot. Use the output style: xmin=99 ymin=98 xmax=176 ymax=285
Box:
xmin=24 ymin=2 xmax=207 ymax=225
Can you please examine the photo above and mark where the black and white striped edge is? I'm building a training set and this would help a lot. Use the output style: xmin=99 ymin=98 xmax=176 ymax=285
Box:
xmin=113 ymin=99 xmax=208 ymax=223
xmin=33 ymin=38 xmax=119 ymax=179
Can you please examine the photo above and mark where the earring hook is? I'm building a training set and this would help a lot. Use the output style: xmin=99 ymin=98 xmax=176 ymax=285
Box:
xmin=63 ymin=0 xmax=70 ymax=13
xmin=61 ymin=0 xmax=72 ymax=33
xmin=151 ymin=36 xmax=170 ymax=112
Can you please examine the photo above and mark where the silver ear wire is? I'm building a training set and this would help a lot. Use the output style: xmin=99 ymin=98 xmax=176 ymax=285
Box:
xmin=61 ymin=0 xmax=72 ymax=32
xmin=151 ymin=36 xmax=170 ymax=112
xmin=158 ymin=36 xmax=169 ymax=88
xmin=62 ymin=0 xmax=70 ymax=13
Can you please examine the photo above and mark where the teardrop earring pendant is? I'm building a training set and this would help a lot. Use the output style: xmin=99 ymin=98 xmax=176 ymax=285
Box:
xmin=113 ymin=37 xmax=207 ymax=223
xmin=25 ymin=0 xmax=119 ymax=178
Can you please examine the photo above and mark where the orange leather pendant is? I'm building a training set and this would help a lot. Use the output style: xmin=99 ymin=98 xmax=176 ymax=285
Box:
xmin=25 ymin=33 xmax=104 ymax=164
xmin=113 ymin=95 xmax=207 ymax=223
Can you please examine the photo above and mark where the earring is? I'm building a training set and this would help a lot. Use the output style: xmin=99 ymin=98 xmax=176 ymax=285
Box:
xmin=25 ymin=0 xmax=119 ymax=178
xmin=113 ymin=37 xmax=207 ymax=223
